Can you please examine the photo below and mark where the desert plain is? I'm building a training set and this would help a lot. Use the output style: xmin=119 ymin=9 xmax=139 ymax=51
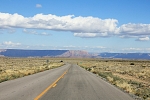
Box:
xmin=0 ymin=57 xmax=149 ymax=100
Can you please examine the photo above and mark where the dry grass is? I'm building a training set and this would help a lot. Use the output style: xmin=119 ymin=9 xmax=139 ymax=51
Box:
xmin=0 ymin=57 xmax=149 ymax=99
xmin=77 ymin=59 xmax=150 ymax=100
xmin=0 ymin=57 xmax=64 ymax=83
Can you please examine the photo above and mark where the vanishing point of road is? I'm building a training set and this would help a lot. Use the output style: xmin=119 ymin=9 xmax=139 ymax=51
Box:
xmin=0 ymin=64 xmax=134 ymax=100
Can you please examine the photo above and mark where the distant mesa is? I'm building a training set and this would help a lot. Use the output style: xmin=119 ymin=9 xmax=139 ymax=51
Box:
xmin=0 ymin=49 xmax=91 ymax=58
xmin=0 ymin=49 xmax=150 ymax=59
xmin=98 ymin=53 xmax=150 ymax=60
xmin=0 ymin=49 xmax=67 ymax=57
xmin=57 ymin=50 xmax=91 ymax=58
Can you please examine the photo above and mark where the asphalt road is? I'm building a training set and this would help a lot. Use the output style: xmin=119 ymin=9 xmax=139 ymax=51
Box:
xmin=0 ymin=64 xmax=70 ymax=100
xmin=39 ymin=64 xmax=134 ymax=100
xmin=0 ymin=63 xmax=134 ymax=100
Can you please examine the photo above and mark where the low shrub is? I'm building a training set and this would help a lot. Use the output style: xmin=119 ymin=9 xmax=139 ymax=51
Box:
xmin=130 ymin=62 xmax=135 ymax=65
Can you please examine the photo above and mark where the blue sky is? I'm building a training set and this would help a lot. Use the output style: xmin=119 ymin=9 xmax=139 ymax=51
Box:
xmin=0 ymin=0 xmax=150 ymax=53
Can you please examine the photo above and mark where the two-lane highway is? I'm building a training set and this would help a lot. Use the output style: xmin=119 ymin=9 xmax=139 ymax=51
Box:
xmin=0 ymin=63 xmax=134 ymax=100
xmin=39 ymin=64 xmax=134 ymax=100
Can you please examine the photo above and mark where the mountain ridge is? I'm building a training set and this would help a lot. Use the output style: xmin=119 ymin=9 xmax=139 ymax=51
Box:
xmin=0 ymin=49 xmax=150 ymax=59
xmin=0 ymin=49 xmax=91 ymax=58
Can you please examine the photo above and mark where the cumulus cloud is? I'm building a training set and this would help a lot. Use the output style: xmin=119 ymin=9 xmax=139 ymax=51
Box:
xmin=0 ymin=12 xmax=118 ymax=35
xmin=36 ymin=4 xmax=42 ymax=8
xmin=118 ymin=23 xmax=150 ymax=36
xmin=75 ymin=23 xmax=150 ymax=38
xmin=0 ymin=12 xmax=150 ymax=40
xmin=0 ymin=13 xmax=27 ymax=29
xmin=2 ymin=41 xmax=21 ymax=47
xmin=136 ymin=37 xmax=149 ymax=41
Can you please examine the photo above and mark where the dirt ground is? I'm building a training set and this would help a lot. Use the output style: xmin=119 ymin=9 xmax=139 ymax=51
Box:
xmin=0 ymin=57 xmax=149 ymax=99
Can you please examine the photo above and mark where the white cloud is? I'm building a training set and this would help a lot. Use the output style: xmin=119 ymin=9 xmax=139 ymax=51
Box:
xmin=0 ymin=13 xmax=27 ymax=29
xmin=122 ymin=47 xmax=150 ymax=53
xmin=122 ymin=48 xmax=142 ymax=51
xmin=40 ymin=32 xmax=51 ymax=36
xmin=63 ymin=45 xmax=76 ymax=48
xmin=2 ymin=41 xmax=21 ymax=47
xmin=0 ymin=12 xmax=118 ymax=35
xmin=74 ymin=23 xmax=150 ymax=38
xmin=23 ymin=29 xmax=51 ymax=36
xmin=0 ymin=12 xmax=150 ymax=40
xmin=119 ymin=23 xmax=150 ymax=35
xmin=36 ymin=4 xmax=42 ymax=8
xmin=74 ymin=32 xmax=109 ymax=38
xmin=59 ymin=45 xmax=108 ymax=52
xmin=23 ymin=29 xmax=37 ymax=34
xmin=95 ymin=46 xmax=106 ymax=49
xmin=136 ymin=37 xmax=149 ymax=41
xmin=74 ymin=33 xmax=97 ymax=38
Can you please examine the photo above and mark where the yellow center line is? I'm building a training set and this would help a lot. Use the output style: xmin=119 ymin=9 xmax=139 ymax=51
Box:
xmin=52 ymin=84 xmax=57 ymax=88
xmin=34 ymin=70 xmax=68 ymax=100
